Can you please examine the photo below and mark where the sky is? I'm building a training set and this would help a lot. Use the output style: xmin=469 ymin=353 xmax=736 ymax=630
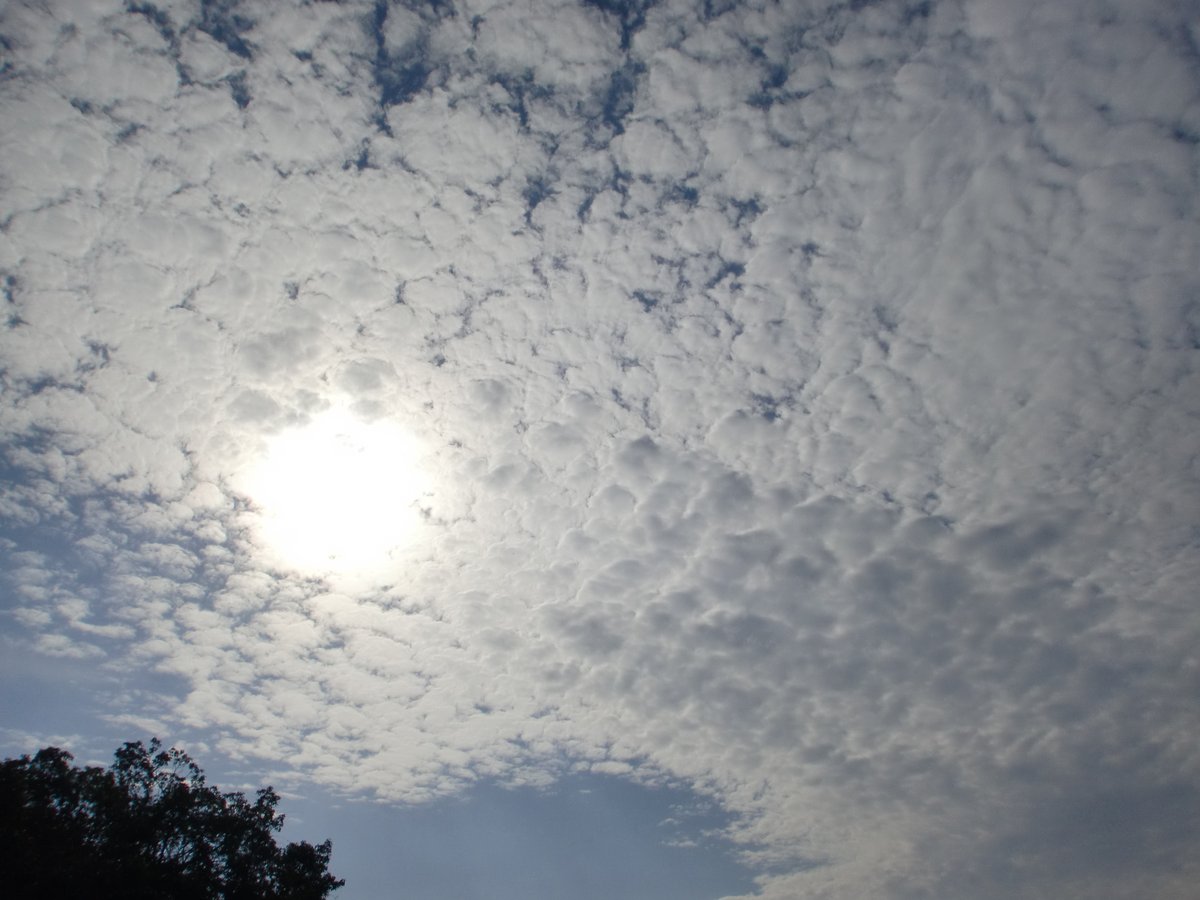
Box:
xmin=1 ymin=0 xmax=1198 ymax=898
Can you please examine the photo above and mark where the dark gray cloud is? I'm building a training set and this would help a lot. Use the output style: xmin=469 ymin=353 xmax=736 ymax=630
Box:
xmin=2 ymin=0 xmax=1198 ymax=897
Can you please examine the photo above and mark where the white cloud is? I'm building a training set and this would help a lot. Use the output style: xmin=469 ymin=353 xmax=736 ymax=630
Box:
xmin=2 ymin=0 xmax=1199 ymax=897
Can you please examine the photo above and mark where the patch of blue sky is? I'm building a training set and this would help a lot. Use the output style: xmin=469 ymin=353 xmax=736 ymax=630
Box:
xmin=280 ymin=773 xmax=758 ymax=900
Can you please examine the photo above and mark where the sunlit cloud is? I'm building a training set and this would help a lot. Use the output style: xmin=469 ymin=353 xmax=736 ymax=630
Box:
xmin=1 ymin=0 xmax=1198 ymax=898
xmin=236 ymin=408 xmax=431 ymax=581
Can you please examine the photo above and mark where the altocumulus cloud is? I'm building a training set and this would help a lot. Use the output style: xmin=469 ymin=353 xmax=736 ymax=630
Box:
xmin=2 ymin=0 xmax=1199 ymax=897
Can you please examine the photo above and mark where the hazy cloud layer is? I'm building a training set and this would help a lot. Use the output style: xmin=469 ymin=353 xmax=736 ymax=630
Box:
xmin=2 ymin=0 xmax=1198 ymax=897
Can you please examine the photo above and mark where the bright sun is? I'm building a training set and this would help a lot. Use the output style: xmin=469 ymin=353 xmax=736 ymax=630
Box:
xmin=240 ymin=409 xmax=429 ymax=578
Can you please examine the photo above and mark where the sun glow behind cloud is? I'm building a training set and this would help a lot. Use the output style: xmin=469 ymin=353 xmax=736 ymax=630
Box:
xmin=239 ymin=409 xmax=429 ymax=579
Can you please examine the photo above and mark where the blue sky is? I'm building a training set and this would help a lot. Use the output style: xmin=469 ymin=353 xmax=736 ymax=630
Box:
xmin=2 ymin=0 xmax=1199 ymax=898
xmin=278 ymin=773 xmax=757 ymax=900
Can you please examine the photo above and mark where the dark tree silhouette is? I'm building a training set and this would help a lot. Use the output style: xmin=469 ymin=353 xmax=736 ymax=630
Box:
xmin=0 ymin=739 xmax=344 ymax=900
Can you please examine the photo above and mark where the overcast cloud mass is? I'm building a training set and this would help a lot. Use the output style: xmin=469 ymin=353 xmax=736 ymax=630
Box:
xmin=2 ymin=0 xmax=1199 ymax=897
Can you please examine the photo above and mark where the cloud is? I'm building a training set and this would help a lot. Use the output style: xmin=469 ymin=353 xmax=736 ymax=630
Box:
xmin=2 ymin=0 xmax=1198 ymax=897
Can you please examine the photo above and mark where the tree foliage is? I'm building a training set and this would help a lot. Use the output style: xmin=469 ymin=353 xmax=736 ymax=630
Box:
xmin=0 ymin=739 xmax=344 ymax=900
